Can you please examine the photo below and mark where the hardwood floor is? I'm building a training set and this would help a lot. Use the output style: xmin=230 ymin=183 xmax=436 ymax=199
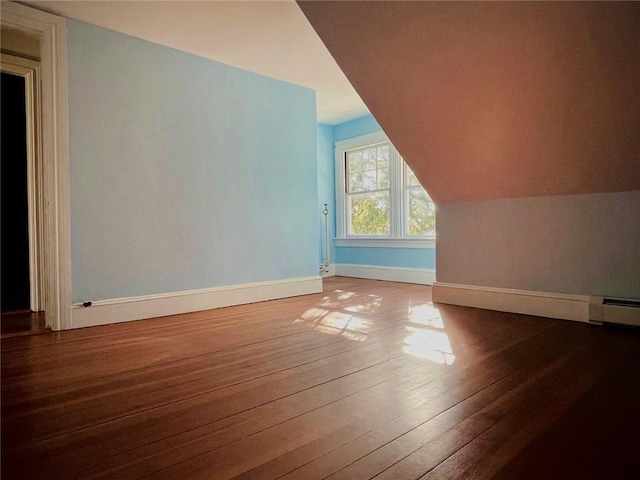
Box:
xmin=2 ymin=277 xmax=639 ymax=479
xmin=1 ymin=310 xmax=48 ymax=338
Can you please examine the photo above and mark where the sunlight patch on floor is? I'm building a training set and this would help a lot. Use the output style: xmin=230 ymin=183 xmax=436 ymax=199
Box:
xmin=318 ymin=290 xmax=383 ymax=314
xmin=293 ymin=290 xmax=454 ymax=356
xmin=408 ymin=302 xmax=445 ymax=329
xmin=403 ymin=302 xmax=455 ymax=364
xmin=293 ymin=293 xmax=371 ymax=341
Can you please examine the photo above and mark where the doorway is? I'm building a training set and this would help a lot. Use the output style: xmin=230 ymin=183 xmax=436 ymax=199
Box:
xmin=1 ymin=72 xmax=30 ymax=311
xmin=1 ymin=54 xmax=46 ymax=335
xmin=1 ymin=1 xmax=72 ymax=331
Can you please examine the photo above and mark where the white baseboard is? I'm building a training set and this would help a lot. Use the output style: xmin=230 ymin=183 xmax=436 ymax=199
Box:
xmin=334 ymin=264 xmax=435 ymax=285
xmin=432 ymin=282 xmax=590 ymax=322
xmin=71 ymin=276 xmax=323 ymax=329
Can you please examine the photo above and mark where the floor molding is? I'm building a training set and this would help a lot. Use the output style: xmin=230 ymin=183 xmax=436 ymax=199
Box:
xmin=334 ymin=264 xmax=435 ymax=285
xmin=71 ymin=276 xmax=322 ymax=329
xmin=432 ymin=282 xmax=590 ymax=322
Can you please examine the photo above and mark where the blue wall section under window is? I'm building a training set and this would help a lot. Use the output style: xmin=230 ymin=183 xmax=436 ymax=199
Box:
xmin=68 ymin=20 xmax=318 ymax=302
xmin=335 ymin=247 xmax=435 ymax=269
xmin=319 ymin=114 xmax=436 ymax=272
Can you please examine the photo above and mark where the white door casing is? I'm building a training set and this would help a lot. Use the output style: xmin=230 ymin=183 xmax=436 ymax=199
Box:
xmin=1 ymin=53 xmax=44 ymax=312
xmin=1 ymin=2 xmax=71 ymax=330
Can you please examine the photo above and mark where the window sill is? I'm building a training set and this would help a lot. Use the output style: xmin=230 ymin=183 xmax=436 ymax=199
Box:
xmin=334 ymin=237 xmax=436 ymax=249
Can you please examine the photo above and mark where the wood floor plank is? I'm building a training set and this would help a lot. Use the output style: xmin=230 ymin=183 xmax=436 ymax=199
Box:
xmin=230 ymin=323 xmax=560 ymax=480
xmin=279 ymin=323 xmax=588 ymax=480
xmin=2 ymin=277 xmax=639 ymax=480
xmin=2 ymin=296 xmax=540 ymax=445
xmin=83 ymin=321 xmax=552 ymax=480
xmin=408 ymin=330 xmax=640 ymax=480
xmin=373 ymin=334 xmax=622 ymax=479
xmin=466 ymin=337 xmax=640 ymax=480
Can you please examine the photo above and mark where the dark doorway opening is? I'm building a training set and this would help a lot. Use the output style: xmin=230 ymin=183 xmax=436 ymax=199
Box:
xmin=1 ymin=72 xmax=31 ymax=312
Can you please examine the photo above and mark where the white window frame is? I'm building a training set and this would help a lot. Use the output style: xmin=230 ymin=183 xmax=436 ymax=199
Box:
xmin=335 ymin=132 xmax=435 ymax=249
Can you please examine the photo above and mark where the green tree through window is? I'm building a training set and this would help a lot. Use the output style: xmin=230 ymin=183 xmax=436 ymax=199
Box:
xmin=336 ymin=132 xmax=435 ymax=241
xmin=346 ymin=143 xmax=391 ymax=235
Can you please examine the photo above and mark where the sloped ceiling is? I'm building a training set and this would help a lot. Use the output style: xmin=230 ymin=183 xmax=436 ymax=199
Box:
xmin=298 ymin=1 xmax=640 ymax=203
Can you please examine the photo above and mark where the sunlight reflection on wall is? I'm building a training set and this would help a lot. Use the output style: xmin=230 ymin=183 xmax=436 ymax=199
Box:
xmin=404 ymin=302 xmax=455 ymax=365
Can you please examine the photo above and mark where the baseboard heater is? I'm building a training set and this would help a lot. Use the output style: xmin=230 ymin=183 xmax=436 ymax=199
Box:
xmin=589 ymin=296 xmax=640 ymax=327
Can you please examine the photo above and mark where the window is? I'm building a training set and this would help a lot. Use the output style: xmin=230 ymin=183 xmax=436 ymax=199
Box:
xmin=335 ymin=132 xmax=435 ymax=247
xmin=404 ymin=164 xmax=436 ymax=236
xmin=346 ymin=143 xmax=390 ymax=235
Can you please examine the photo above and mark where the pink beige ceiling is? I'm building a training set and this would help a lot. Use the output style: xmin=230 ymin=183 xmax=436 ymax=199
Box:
xmin=298 ymin=1 xmax=640 ymax=203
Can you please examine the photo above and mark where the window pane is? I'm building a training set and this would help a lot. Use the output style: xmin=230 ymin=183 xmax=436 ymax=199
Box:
xmin=406 ymin=165 xmax=421 ymax=186
xmin=363 ymin=169 xmax=377 ymax=190
xmin=349 ymin=171 xmax=363 ymax=192
xmin=378 ymin=167 xmax=389 ymax=189
xmin=349 ymin=151 xmax=363 ymax=172
xmin=362 ymin=148 xmax=377 ymax=171
xmin=349 ymin=191 xmax=390 ymax=235
xmin=347 ymin=144 xmax=389 ymax=193
xmin=407 ymin=187 xmax=436 ymax=235
xmin=376 ymin=144 xmax=389 ymax=166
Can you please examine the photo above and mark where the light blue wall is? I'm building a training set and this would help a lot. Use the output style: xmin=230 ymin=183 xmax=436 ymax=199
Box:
xmin=335 ymin=247 xmax=435 ymax=269
xmin=321 ymin=114 xmax=436 ymax=271
xmin=317 ymin=124 xmax=336 ymax=266
xmin=333 ymin=114 xmax=383 ymax=142
xmin=68 ymin=20 xmax=318 ymax=302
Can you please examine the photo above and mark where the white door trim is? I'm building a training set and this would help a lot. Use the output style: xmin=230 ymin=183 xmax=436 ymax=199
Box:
xmin=1 ymin=2 xmax=71 ymax=330
xmin=1 ymin=54 xmax=45 ymax=312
